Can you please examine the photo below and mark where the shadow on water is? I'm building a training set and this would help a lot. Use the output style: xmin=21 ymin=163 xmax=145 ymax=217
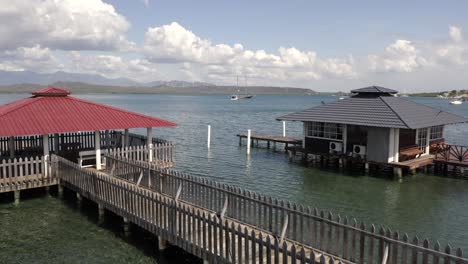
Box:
xmin=0 ymin=188 xmax=202 ymax=264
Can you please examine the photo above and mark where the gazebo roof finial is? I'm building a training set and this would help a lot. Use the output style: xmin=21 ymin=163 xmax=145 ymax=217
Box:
xmin=32 ymin=86 xmax=71 ymax=97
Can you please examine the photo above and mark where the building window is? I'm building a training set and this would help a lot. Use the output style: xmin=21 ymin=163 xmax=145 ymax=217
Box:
xmin=417 ymin=128 xmax=428 ymax=151
xmin=306 ymin=122 xmax=343 ymax=140
xmin=430 ymin=125 xmax=443 ymax=141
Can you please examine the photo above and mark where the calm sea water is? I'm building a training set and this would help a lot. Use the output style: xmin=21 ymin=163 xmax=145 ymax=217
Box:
xmin=1 ymin=94 xmax=467 ymax=262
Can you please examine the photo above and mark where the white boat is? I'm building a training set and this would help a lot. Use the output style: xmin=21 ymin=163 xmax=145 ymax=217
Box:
xmin=230 ymin=76 xmax=255 ymax=100
xmin=449 ymin=90 xmax=463 ymax=105
xmin=450 ymin=99 xmax=463 ymax=105
xmin=339 ymin=96 xmax=346 ymax=100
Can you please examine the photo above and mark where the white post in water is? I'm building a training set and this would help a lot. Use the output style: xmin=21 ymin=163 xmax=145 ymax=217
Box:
xmin=247 ymin=129 xmax=251 ymax=155
xmin=43 ymin=134 xmax=49 ymax=177
xmin=147 ymin=127 xmax=153 ymax=162
xmin=283 ymin=121 xmax=286 ymax=137
xmin=95 ymin=130 xmax=101 ymax=170
xmin=207 ymin=125 xmax=211 ymax=149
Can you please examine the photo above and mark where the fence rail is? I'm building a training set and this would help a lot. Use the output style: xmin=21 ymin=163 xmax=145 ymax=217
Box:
xmin=109 ymin=143 xmax=175 ymax=167
xmin=104 ymin=153 xmax=468 ymax=264
xmin=56 ymin=155 xmax=347 ymax=264
xmin=0 ymin=155 xmax=56 ymax=193
xmin=0 ymin=131 xmax=169 ymax=158
xmin=433 ymin=143 xmax=468 ymax=165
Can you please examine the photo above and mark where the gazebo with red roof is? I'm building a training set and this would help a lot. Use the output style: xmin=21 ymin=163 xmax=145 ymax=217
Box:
xmin=0 ymin=86 xmax=176 ymax=170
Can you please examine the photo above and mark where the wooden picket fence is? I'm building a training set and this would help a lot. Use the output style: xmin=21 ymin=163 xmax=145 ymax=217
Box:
xmin=0 ymin=155 xmax=56 ymax=193
xmin=109 ymin=143 xmax=175 ymax=168
xmin=55 ymin=155 xmax=347 ymax=264
xmin=104 ymin=153 xmax=468 ymax=264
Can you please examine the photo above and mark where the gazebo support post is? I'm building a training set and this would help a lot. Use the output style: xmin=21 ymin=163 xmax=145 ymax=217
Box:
xmin=8 ymin=136 xmax=14 ymax=159
xmin=95 ymin=130 xmax=102 ymax=170
xmin=105 ymin=130 xmax=110 ymax=150
xmin=124 ymin=129 xmax=129 ymax=147
xmin=147 ymin=127 xmax=153 ymax=162
xmin=54 ymin=133 xmax=59 ymax=154
xmin=43 ymin=134 xmax=49 ymax=177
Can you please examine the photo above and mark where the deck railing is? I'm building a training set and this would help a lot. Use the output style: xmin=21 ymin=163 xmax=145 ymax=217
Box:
xmin=0 ymin=131 xmax=168 ymax=158
xmin=104 ymin=153 xmax=467 ymax=264
xmin=108 ymin=143 xmax=175 ymax=167
xmin=432 ymin=143 xmax=468 ymax=165
xmin=56 ymin=155 xmax=346 ymax=264
xmin=0 ymin=155 xmax=56 ymax=193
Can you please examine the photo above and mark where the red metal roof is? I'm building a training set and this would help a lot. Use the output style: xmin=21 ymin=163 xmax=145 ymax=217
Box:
xmin=0 ymin=86 xmax=176 ymax=137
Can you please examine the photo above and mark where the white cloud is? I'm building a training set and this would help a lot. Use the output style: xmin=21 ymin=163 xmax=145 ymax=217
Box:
xmin=141 ymin=0 xmax=150 ymax=7
xmin=0 ymin=45 xmax=61 ymax=72
xmin=143 ymin=22 xmax=356 ymax=82
xmin=435 ymin=26 xmax=467 ymax=65
xmin=368 ymin=40 xmax=428 ymax=73
xmin=66 ymin=52 xmax=161 ymax=82
xmin=449 ymin=26 xmax=463 ymax=43
xmin=0 ymin=0 xmax=133 ymax=51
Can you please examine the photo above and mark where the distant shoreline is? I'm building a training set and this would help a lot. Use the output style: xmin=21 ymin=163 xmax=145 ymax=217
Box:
xmin=0 ymin=81 xmax=316 ymax=95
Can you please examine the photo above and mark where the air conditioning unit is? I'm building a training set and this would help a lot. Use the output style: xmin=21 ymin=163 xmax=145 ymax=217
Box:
xmin=353 ymin=145 xmax=367 ymax=157
xmin=329 ymin=142 xmax=343 ymax=154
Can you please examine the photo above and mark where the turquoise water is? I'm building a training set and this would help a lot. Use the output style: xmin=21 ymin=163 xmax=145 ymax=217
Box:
xmin=1 ymin=94 xmax=467 ymax=262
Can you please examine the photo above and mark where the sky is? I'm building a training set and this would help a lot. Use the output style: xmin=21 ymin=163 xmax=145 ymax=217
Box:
xmin=0 ymin=0 xmax=468 ymax=92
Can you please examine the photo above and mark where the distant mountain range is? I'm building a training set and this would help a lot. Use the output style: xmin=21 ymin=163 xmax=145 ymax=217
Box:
xmin=0 ymin=70 xmax=213 ymax=87
xmin=0 ymin=70 xmax=315 ymax=95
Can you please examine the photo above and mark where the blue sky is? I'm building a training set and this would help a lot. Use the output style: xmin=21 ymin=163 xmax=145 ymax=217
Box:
xmin=108 ymin=0 xmax=468 ymax=56
xmin=0 ymin=0 xmax=468 ymax=92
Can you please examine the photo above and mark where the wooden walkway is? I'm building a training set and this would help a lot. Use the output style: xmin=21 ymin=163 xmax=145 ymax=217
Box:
xmin=237 ymin=134 xmax=302 ymax=149
xmin=57 ymin=156 xmax=346 ymax=264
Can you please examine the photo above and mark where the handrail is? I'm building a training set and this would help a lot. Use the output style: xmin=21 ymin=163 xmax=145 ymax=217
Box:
xmin=54 ymin=154 xmax=351 ymax=264
xmin=103 ymin=152 xmax=468 ymax=264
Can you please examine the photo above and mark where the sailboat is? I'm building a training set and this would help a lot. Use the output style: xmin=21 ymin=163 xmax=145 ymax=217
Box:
xmin=230 ymin=76 xmax=254 ymax=100
xmin=449 ymin=90 xmax=463 ymax=105
xmin=450 ymin=99 xmax=463 ymax=105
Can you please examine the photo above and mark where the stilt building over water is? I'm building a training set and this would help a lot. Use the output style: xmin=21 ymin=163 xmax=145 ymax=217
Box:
xmin=277 ymin=86 xmax=468 ymax=177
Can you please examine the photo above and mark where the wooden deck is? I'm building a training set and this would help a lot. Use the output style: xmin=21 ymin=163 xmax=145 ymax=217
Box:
xmin=393 ymin=155 xmax=435 ymax=170
xmin=237 ymin=134 xmax=302 ymax=149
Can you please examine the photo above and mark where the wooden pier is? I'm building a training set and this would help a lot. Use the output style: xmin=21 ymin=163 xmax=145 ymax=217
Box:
xmin=237 ymin=134 xmax=302 ymax=149
xmin=1 ymin=131 xmax=468 ymax=263
xmin=47 ymin=150 xmax=468 ymax=264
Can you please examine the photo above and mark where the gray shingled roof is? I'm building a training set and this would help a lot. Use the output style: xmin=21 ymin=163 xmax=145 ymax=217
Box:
xmin=351 ymin=86 xmax=398 ymax=94
xmin=277 ymin=96 xmax=467 ymax=129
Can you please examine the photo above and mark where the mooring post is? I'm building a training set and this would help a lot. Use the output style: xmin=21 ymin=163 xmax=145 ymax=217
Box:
xmin=14 ymin=190 xmax=20 ymax=205
xmin=247 ymin=129 xmax=251 ymax=155
xmin=98 ymin=204 xmax=105 ymax=224
xmin=158 ymin=237 xmax=167 ymax=251
xmin=207 ymin=125 xmax=211 ymax=149
xmin=394 ymin=167 xmax=403 ymax=178
xmin=365 ymin=162 xmax=370 ymax=174
xmin=123 ymin=217 xmax=130 ymax=237
xmin=282 ymin=121 xmax=286 ymax=137
xmin=76 ymin=192 xmax=83 ymax=209
xmin=58 ymin=183 xmax=64 ymax=199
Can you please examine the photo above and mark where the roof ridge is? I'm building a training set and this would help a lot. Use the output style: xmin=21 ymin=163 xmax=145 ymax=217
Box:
xmin=378 ymin=96 xmax=410 ymax=129
xmin=68 ymin=96 xmax=176 ymax=126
